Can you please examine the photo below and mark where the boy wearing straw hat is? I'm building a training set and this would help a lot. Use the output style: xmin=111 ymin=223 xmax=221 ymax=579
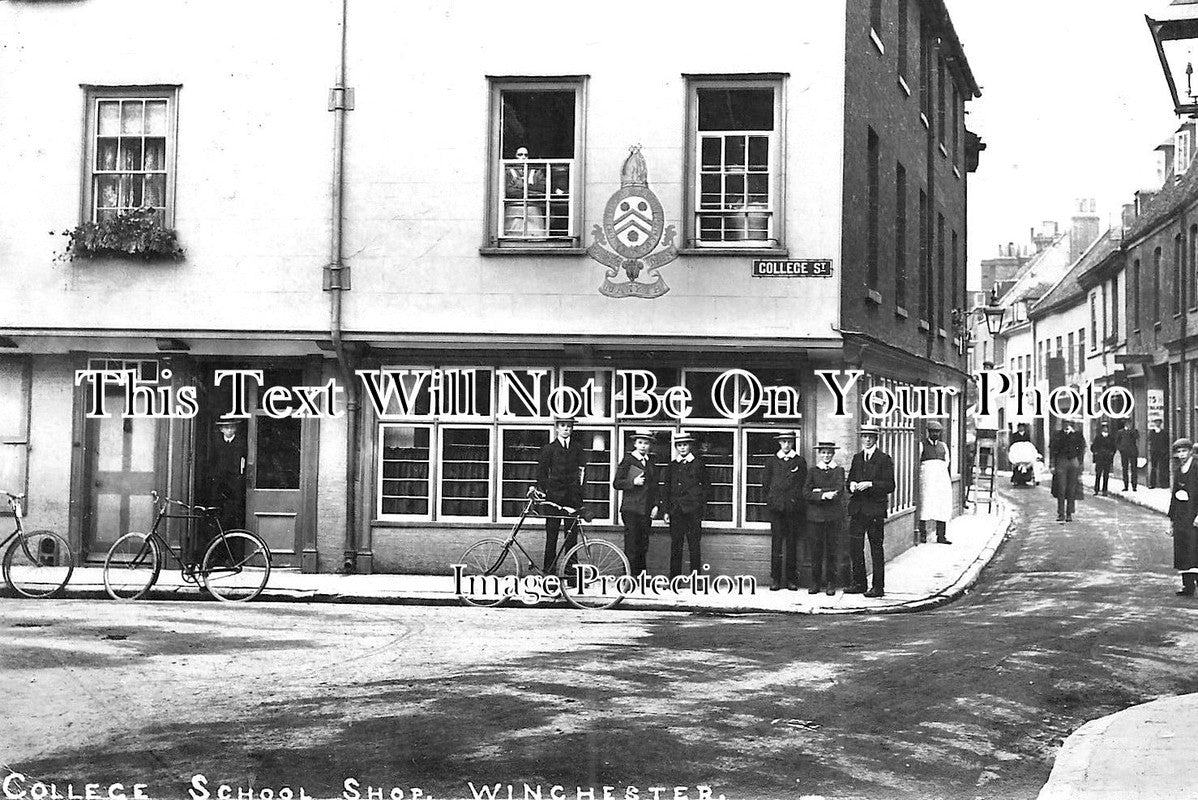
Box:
xmin=613 ymin=429 xmax=660 ymax=576
xmin=761 ymin=430 xmax=807 ymax=591
xmin=804 ymin=440 xmax=846 ymax=595
xmin=663 ymin=431 xmax=709 ymax=579
xmin=537 ymin=415 xmax=587 ymax=570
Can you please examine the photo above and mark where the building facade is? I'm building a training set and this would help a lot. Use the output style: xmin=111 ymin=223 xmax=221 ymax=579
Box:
xmin=0 ymin=0 xmax=980 ymax=578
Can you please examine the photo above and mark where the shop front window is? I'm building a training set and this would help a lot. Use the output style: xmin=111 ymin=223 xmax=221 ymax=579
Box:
xmin=379 ymin=425 xmax=432 ymax=518
xmin=439 ymin=427 xmax=492 ymax=519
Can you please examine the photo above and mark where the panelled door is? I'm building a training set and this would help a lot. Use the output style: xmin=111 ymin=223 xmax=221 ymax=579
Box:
xmin=244 ymin=368 xmax=304 ymax=568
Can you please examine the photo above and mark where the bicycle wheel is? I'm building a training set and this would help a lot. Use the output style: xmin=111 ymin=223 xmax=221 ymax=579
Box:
xmin=201 ymin=529 xmax=271 ymax=602
xmin=103 ymin=533 xmax=162 ymax=601
xmin=3 ymin=530 xmax=74 ymax=599
xmin=559 ymin=539 xmax=631 ymax=610
xmin=455 ymin=538 xmax=521 ymax=608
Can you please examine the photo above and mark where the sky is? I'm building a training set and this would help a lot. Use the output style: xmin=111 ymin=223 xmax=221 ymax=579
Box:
xmin=949 ymin=0 xmax=1181 ymax=288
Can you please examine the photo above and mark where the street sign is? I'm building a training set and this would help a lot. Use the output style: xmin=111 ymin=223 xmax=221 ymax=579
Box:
xmin=752 ymin=259 xmax=833 ymax=278
xmin=1147 ymin=389 xmax=1165 ymax=425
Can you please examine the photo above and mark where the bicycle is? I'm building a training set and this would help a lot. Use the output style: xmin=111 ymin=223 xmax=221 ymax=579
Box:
xmin=1 ymin=491 xmax=74 ymax=599
xmin=456 ymin=486 xmax=631 ymax=610
xmin=102 ymin=490 xmax=272 ymax=602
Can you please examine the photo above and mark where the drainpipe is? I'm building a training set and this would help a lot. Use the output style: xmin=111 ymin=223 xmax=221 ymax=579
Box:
xmin=326 ymin=0 xmax=359 ymax=573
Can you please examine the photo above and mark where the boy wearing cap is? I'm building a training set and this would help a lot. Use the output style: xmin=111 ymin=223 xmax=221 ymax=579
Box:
xmin=663 ymin=431 xmax=709 ymax=579
xmin=537 ymin=416 xmax=588 ymax=571
xmin=761 ymin=431 xmax=808 ymax=591
xmin=1169 ymin=438 xmax=1198 ymax=596
xmin=804 ymin=440 xmax=845 ymax=595
xmin=847 ymin=424 xmax=896 ymax=597
xmin=613 ymin=430 xmax=660 ymax=576
xmin=918 ymin=420 xmax=952 ymax=545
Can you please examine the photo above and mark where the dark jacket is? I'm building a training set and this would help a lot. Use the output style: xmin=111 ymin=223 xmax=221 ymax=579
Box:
xmin=664 ymin=456 xmax=709 ymax=516
xmin=1170 ymin=460 xmax=1198 ymax=570
xmin=1149 ymin=429 xmax=1169 ymax=458
xmin=1116 ymin=427 xmax=1140 ymax=457
xmin=537 ymin=437 xmax=587 ymax=504
xmin=613 ymin=453 xmax=659 ymax=518
xmin=804 ymin=464 xmax=846 ymax=522
xmin=1090 ymin=433 xmax=1117 ymax=465
xmin=846 ymin=449 xmax=896 ymax=518
xmin=1009 ymin=429 xmax=1032 ymax=446
xmin=1050 ymin=429 xmax=1086 ymax=465
xmin=761 ymin=453 xmax=808 ymax=515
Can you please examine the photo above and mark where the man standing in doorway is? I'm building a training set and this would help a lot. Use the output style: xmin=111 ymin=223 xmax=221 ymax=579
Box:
xmin=205 ymin=419 xmax=247 ymax=562
xmin=917 ymin=420 xmax=953 ymax=545
xmin=1149 ymin=420 xmax=1169 ymax=489
xmin=1116 ymin=421 xmax=1140 ymax=491
xmin=761 ymin=430 xmax=807 ymax=591
xmin=537 ymin=415 xmax=587 ymax=572
xmin=847 ymin=424 xmax=896 ymax=598
xmin=1091 ymin=421 xmax=1117 ymax=496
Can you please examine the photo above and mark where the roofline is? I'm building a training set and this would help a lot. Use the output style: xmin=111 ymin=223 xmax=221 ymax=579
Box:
xmin=1027 ymin=229 xmax=1116 ymax=320
xmin=924 ymin=0 xmax=981 ymax=98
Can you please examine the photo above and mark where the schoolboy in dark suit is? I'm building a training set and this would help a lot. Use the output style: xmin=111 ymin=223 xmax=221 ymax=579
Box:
xmin=804 ymin=440 xmax=846 ymax=596
xmin=613 ymin=429 xmax=659 ymax=576
xmin=537 ymin=415 xmax=587 ymax=571
xmin=846 ymin=423 xmax=896 ymax=598
xmin=663 ymin=431 xmax=709 ymax=578
xmin=761 ymin=430 xmax=807 ymax=591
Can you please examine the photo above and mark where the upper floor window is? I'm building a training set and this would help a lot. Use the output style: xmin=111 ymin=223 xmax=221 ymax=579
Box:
xmin=1177 ymin=129 xmax=1192 ymax=176
xmin=83 ymin=86 xmax=179 ymax=225
xmin=686 ymin=76 xmax=785 ymax=248
xmin=486 ymin=78 xmax=586 ymax=249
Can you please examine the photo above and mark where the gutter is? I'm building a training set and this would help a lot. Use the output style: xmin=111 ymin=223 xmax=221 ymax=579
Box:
xmin=326 ymin=0 xmax=360 ymax=573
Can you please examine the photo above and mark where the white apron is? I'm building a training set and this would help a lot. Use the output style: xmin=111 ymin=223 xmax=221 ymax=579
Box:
xmin=919 ymin=443 xmax=952 ymax=522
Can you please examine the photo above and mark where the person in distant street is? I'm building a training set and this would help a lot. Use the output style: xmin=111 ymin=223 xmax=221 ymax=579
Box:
xmin=1050 ymin=418 xmax=1086 ymax=523
xmin=1116 ymin=421 xmax=1140 ymax=492
xmin=1168 ymin=438 xmax=1198 ymax=597
xmin=1149 ymin=421 xmax=1169 ymax=489
xmin=1090 ymin=421 xmax=1117 ymax=496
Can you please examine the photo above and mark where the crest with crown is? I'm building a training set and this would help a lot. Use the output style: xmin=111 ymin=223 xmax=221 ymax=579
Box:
xmin=588 ymin=145 xmax=678 ymax=299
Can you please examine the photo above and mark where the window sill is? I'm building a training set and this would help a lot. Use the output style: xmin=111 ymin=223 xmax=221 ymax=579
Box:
xmin=920 ymin=113 xmax=930 ymax=129
xmin=898 ymin=75 xmax=911 ymax=96
xmin=938 ymin=328 xmax=948 ymax=339
xmin=865 ymin=288 xmax=882 ymax=304
xmin=870 ymin=28 xmax=885 ymax=54
xmin=678 ymin=246 xmax=789 ymax=257
xmin=919 ymin=319 xmax=931 ymax=333
xmin=939 ymin=143 xmax=949 ymax=159
xmin=480 ymin=245 xmax=587 ymax=257
xmin=895 ymin=305 xmax=909 ymax=319
xmin=953 ymin=166 xmax=961 ymax=180
xmin=1155 ymin=321 xmax=1163 ymax=330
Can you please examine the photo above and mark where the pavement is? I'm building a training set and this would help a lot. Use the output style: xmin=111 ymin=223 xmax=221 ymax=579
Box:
xmin=37 ymin=505 xmax=1015 ymax=615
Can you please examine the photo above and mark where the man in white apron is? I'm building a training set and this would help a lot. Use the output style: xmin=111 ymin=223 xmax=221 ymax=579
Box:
xmin=918 ymin=420 xmax=953 ymax=545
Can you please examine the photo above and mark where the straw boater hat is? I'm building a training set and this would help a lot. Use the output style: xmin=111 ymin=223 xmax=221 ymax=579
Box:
xmin=773 ymin=430 xmax=797 ymax=441
xmin=214 ymin=418 xmax=242 ymax=428
xmin=858 ymin=423 xmax=881 ymax=436
xmin=553 ymin=414 xmax=576 ymax=425
xmin=673 ymin=431 xmax=696 ymax=444
xmin=814 ymin=441 xmax=839 ymax=451
xmin=631 ymin=429 xmax=655 ymax=442
xmin=926 ymin=420 xmax=943 ymax=432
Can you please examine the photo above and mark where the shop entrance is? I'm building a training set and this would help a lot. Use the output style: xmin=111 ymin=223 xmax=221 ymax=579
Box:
xmin=194 ymin=366 xmax=305 ymax=569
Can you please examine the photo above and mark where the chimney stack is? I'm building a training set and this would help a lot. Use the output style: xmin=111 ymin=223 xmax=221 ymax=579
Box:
xmin=1069 ymin=198 xmax=1101 ymax=264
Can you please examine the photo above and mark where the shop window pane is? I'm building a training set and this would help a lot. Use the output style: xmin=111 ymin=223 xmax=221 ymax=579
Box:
xmin=380 ymin=425 xmax=431 ymax=517
xmin=695 ymin=430 xmax=735 ymax=523
xmin=440 ymin=428 xmax=491 ymax=518
xmin=743 ymin=431 xmax=781 ymax=524
xmin=577 ymin=427 xmax=614 ymax=522
xmin=697 ymin=89 xmax=774 ymax=131
xmin=500 ymin=428 xmax=546 ymax=517
xmin=256 ymin=416 xmax=301 ymax=490
xmin=614 ymin=367 xmax=681 ymax=422
xmin=561 ymin=369 xmax=612 ymax=420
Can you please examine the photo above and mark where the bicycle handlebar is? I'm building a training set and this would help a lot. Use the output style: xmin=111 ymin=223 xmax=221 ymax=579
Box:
xmin=3 ymin=490 xmax=25 ymax=501
xmin=149 ymin=490 xmax=219 ymax=514
xmin=526 ymin=486 xmax=595 ymax=523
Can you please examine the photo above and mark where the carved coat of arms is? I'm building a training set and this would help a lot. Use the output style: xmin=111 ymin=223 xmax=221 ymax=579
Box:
xmin=588 ymin=146 xmax=677 ymax=299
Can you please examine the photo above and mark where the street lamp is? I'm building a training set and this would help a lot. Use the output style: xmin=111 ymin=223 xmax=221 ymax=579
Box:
xmin=951 ymin=286 xmax=1006 ymax=340
xmin=1147 ymin=3 xmax=1198 ymax=116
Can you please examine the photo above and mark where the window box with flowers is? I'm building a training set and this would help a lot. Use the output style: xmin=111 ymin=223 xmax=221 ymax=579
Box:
xmin=56 ymin=207 xmax=184 ymax=262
